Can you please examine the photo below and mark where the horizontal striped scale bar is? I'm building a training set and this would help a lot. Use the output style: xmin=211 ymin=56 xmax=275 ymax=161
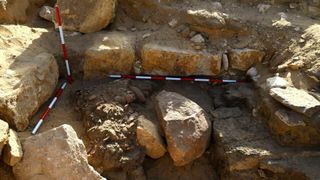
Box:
xmin=31 ymin=82 xmax=68 ymax=135
xmin=108 ymin=75 xmax=244 ymax=83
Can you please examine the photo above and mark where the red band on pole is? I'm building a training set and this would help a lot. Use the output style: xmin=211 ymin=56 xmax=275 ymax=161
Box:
xmin=210 ymin=79 xmax=223 ymax=83
xmin=181 ymin=77 xmax=194 ymax=81
xmin=67 ymin=76 xmax=73 ymax=84
xmin=122 ymin=75 xmax=135 ymax=79
xmin=56 ymin=89 xmax=63 ymax=97
xmin=61 ymin=44 xmax=68 ymax=60
xmin=55 ymin=4 xmax=73 ymax=84
xmin=151 ymin=76 xmax=165 ymax=80
xmin=55 ymin=5 xmax=62 ymax=26
xmin=40 ymin=108 xmax=50 ymax=120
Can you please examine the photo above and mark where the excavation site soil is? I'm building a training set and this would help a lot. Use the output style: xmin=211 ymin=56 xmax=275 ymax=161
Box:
xmin=0 ymin=0 xmax=320 ymax=179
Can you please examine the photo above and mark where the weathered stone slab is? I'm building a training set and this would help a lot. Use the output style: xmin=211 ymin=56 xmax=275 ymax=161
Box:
xmin=270 ymin=87 xmax=320 ymax=117
xmin=142 ymin=43 xmax=221 ymax=76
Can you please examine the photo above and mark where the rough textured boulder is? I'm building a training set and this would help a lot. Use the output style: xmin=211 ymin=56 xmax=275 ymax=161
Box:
xmin=83 ymin=32 xmax=135 ymax=80
xmin=136 ymin=115 xmax=166 ymax=159
xmin=155 ymin=91 xmax=211 ymax=166
xmin=268 ymin=109 xmax=320 ymax=146
xmin=212 ymin=106 xmax=320 ymax=179
xmin=228 ymin=49 xmax=265 ymax=71
xmin=57 ymin=0 xmax=116 ymax=33
xmin=2 ymin=129 xmax=23 ymax=166
xmin=39 ymin=5 xmax=55 ymax=22
xmin=0 ymin=0 xmax=47 ymax=23
xmin=0 ymin=25 xmax=59 ymax=131
xmin=0 ymin=52 xmax=58 ymax=131
xmin=13 ymin=124 xmax=105 ymax=180
xmin=142 ymin=43 xmax=221 ymax=76
xmin=0 ymin=119 xmax=9 ymax=154
xmin=266 ymin=76 xmax=289 ymax=89
xmin=0 ymin=0 xmax=29 ymax=23
xmin=269 ymin=87 xmax=320 ymax=117
xmin=260 ymin=154 xmax=320 ymax=180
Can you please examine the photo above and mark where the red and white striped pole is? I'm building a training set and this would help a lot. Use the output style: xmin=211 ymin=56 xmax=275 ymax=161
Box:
xmin=31 ymin=82 xmax=68 ymax=135
xmin=55 ymin=4 xmax=73 ymax=84
xmin=108 ymin=75 xmax=243 ymax=83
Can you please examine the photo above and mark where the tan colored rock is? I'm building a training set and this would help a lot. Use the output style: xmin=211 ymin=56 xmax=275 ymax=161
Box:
xmin=260 ymin=154 xmax=320 ymax=180
xmin=0 ymin=52 xmax=59 ymax=131
xmin=0 ymin=25 xmax=59 ymax=131
xmin=213 ymin=114 xmax=273 ymax=172
xmin=270 ymin=87 xmax=320 ymax=117
xmin=268 ymin=109 xmax=320 ymax=146
xmin=229 ymin=49 xmax=265 ymax=71
xmin=2 ymin=129 xmax=23 ymax=166
xmin=83 ymin=32 xmax=135 ymax=80
xmin=57 ymin=0 xmax=116 ymax=33
xmin=212 ymin=110 xmax=320 ymax=177
xmin=39 ymin=5 xmax=54 ymax=21
xmin=136 ymin=115 xmax=166 ymax=159
xmin=141 ymin=43 xmax=221 ymax=76
xmin=155 ymin=91 xmax=211 ymax=166
xmin=13 ymin=124 xmax=105 ymax=180
xmin=0 ymin=0 xmax=29 ymax=23
xmin=0 ymin=119 xmax=9 ymax=154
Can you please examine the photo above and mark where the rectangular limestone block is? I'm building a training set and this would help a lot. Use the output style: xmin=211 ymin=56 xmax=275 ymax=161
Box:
xmin=141 ymin=43 xmax=221 ymax=76
xmin=83 ymin=32 xmax=135 ymax=80
xmin=229 ymin=49 xmax=265 ymax=71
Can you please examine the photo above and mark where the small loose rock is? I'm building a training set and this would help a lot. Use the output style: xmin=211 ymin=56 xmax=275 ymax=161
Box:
xmin=190 ymin=34 xmax=205 ymax=44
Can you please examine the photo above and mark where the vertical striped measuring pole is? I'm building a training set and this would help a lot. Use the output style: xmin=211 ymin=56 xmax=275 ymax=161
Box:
xmin=31 ymin=82 xmax=68 ymax=135
xmin=55 ymin=4 xmax=73 ymax=84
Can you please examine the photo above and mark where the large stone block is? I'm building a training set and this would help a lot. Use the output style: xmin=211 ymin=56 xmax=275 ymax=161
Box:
xmin=0 ymin=53 xmax=58 ymax=131
xmin=0 ymin=0 xmax=29 ymax=23
xmin=57 ymin=0 xmax=116 ymax=33
xmin=268 ymin=109 xmax=320 ymax=146
xmin=0 ymin=25 xmax=59 ymax=131
xmin=155 ymin=91 xmax=211 ymax=166
xmin=229 ymin=49 xmax=265 ymax=71
xmin=13 ymin=125 xmax=105 ymax=180
xmin=269 ymin=87 xmax=320 ymax=117
xmin=83 ymin=32 xmax=135 ymax=80
xmin=142 ymin=43 xmax=221 ymax=76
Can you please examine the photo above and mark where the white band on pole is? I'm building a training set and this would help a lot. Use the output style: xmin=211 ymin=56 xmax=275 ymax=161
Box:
xmin=223 ymin=80 xmax=237 ymax=83
xmin=61 ymin=82 xmax=67 ymax=89
xmin=136 ymin=76 xmax=152 ymax=80
xmin=110 ymin=75 xmax=121 ymax=78
xmin=31 ymin=119 xmax=44 ymax=135
xmin=59 ymin=26 xmax=65 ymax=44
xmin=195 ymin=78 xmax=210 ymax=82
xmin=65 ymin=60 xmax=71 ymax=76
xmin=165 ymin=77 xmax=181 ymax=81
xmin=48 ymin=97 xmax=58 ymax=109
